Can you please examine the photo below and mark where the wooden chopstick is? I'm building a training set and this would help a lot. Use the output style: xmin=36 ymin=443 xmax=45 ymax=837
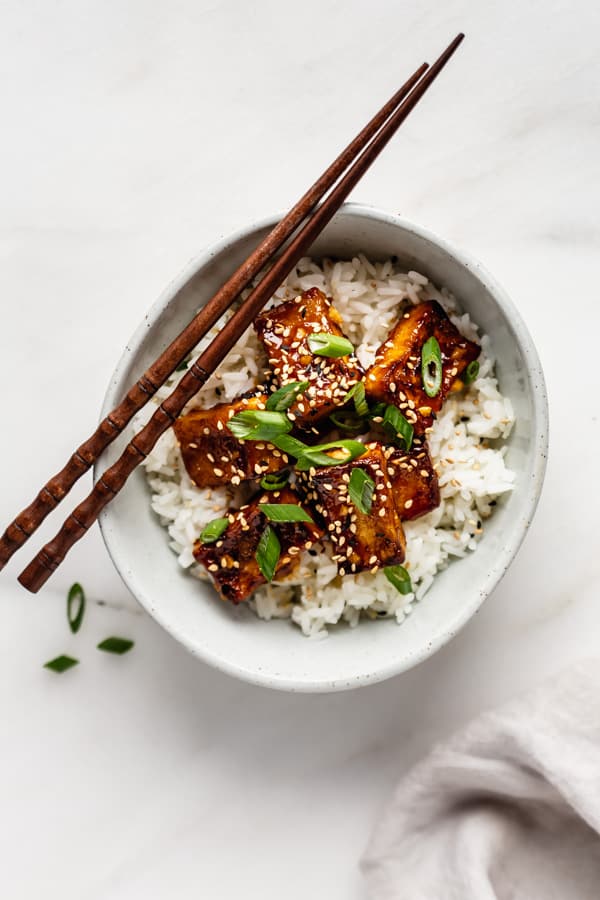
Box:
xmin=17 ymin=32 xmax=464 ymax=593
xmin=0 ymin=68 xmax=430 ymax=574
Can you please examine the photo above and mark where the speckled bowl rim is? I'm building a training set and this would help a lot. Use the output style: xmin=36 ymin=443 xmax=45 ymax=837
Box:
xmin=98 ymin=203 xmax=549 ymax=692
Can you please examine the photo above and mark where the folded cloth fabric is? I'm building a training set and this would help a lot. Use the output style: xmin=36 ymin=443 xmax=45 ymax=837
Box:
xmin=362 ymin=660 xmax=600 ymax=900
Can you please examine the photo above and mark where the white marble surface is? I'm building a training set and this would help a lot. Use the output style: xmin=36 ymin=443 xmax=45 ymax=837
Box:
xmin=1 ymin=1 xmax=599 ymax=897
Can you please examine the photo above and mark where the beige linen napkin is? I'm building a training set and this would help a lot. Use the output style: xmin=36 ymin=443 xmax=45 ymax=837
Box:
xmin=362 ymin=660 xmax=600 ymax=899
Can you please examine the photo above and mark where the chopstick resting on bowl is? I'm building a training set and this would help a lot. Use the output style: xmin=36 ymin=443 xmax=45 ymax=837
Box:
xmin=0 ymin=65 xmax=431 ymax=573
xmin=6 ymin=33 xmax=465 ymax=592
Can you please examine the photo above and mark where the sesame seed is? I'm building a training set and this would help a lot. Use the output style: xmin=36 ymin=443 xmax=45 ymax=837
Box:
xmin=214 ymin=468 xmax=224 ymax=477
xmin=404 ymin=499 xmax=413 ymax=509
xmin=378 ymin=508 xmax=386 ymax=517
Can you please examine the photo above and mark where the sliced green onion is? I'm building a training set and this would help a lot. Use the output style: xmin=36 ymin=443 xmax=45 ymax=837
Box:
xmin=67 ymin=582 xmax=85 ymax=634
xmin=421 ymin=336 xmax=443 ymax=398
xmin=199 ymin=517 xmax=229 ymax=544
xmin=256 ymin=524 xmax=280 ymax=582
xmin=368 ymin=401 xmax=387 ymax=421
xmin=260 ymin=471 xmax=290 ymax=491
xmin=266 ymin=380 xmax=309 ymax=412
xmin=464 ymin=360 xmax=480 ymax=384
xmin=273 ymin=435 xmax=366 ymax=471
xmin=307 ymin=332 xmax=354 ymax=358
xmin=175 ymin=356 xmax=190 ymax=372
xmin=384 ymin=565 xmax=413 ymax=595
xmin=343 ymin=382 xmax=368 ymax=416
xmin=227 ymin=409 xmax=292 ymax=441
xmin=294 ymin=439 xmax=366 ymax=471
xmin=259 ymin=503 xmax=314 ymax=524
xmin=271 ymin=434 xmax=310 ymax=459
xmin=44 ymin=655 xmax=79 ymax=674
xmin=383 ymin=404 xmax=414 ymax=451
xmin=342 ymin=383 xmax=359 ymax=403
xmin=97 ymin=637 xmax=134 ymax=655
xmin=348 ymin=468 xmax=375 ymax=515
xmin=329 ymin=410 xmax=368 ymax=433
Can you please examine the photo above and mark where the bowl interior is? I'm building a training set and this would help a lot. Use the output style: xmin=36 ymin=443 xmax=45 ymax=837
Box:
xmin=98 ymin=205 xmax=547 ymax=691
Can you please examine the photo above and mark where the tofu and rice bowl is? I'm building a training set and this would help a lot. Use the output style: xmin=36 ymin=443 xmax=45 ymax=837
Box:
xmin=142 ymin=256 xmax=515 ymax=637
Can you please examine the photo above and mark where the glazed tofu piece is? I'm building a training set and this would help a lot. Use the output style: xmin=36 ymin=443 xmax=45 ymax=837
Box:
xmin=298 ymin=443 xmax=406 ymax=576
xmin=365 ymin=300 xmax=479 ymax=433
xmin=174 ymin=395 xmax=286 ymax=488
xmin=385 ymin=438 xmax=440 ymax=521
xmin=254 ymin=287 xmax=363 ymax=431
xmin=193 ymin=487 xmax=324 ymax=604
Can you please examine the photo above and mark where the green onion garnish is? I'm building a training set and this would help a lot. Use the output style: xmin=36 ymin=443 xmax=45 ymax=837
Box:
xmin=348 ymin=468 xmax=375 ymax=515
xmin=384 ymin=566 xmax=413 ymax=595
xmin=294 ymin=439 xmax=366 ymax=471
xmin=256 ymin=524 xmax=281 ymax=582
xmin=259 ymin=503 xmax=314 ymax=524
xmin=266 ymin=381 xmax=309 ymax=412
xmin=199 ymin=517 xmax=229 ymax=544
xmin=368 ymin=401 xmax=387 ymax=420
xmin=272 ymin=435 xmax=366 ymax=471
xmin=44 ymin=654 xmax=79 ymax=674
xmin=175 ymin=357 xmax=190 ymax=372
xmin=260 ymin=471 xmax=290 ymax=491
xmin=464 ymin=360 xmax=480 ymax=384
xmin=271 ymin=434 xmax=310 ymax=459
xmin=227 ymin=409 xmax=292 ymax=441
xmin=383 ymin=404 xmax=414 ymax=451
xmin=67 ymin=582 xmax=85 ymax=634
xmin=421 ymin=336 xmax=443 ymax=398
xmin=343 ymin=382 xmax=369 ymax=416
xmin=329 ymin=410 xmax=368 ymax=433
xmin=97 ymin=637 xmax=134 ymax=655
xmin=307 ymin=332 xmax=354 ymax=358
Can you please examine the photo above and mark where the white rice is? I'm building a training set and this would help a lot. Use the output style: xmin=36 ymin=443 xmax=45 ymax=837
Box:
xmin=139 ymin=256 xmax=515 ymax=637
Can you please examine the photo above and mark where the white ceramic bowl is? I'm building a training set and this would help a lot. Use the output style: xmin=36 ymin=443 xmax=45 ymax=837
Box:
xmin=97 ymin=204 xmax=548 ymax=692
